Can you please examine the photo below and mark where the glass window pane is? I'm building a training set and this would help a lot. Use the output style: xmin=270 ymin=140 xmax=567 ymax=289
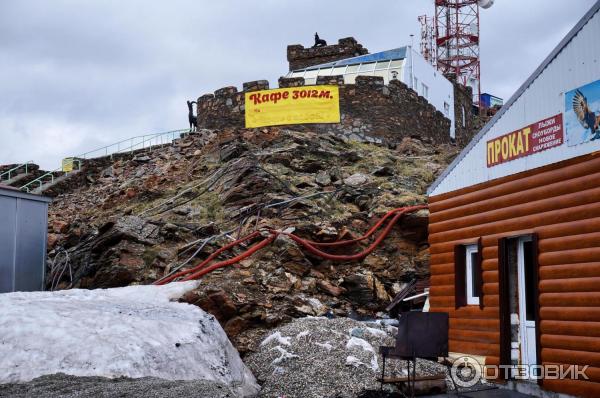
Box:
xmin=470 ymin=252 xmax=479 ymax=296
xmin=524 ymin=241 xmax=535 ymax=321
xmin=304 ymin=77 xmax=317 ymax=85
xmin=390 ymin=59 xmax=404 ymax=68
xmin=344 ymin=74 xmax=358 ymax=84
xmin=317 ymin=67 xmax=332 ymax=76
xmin=375 ymin=60 xmax=390 ymax=70
xmin=291 ymin=71 xmax=305 ymax=78
xmin=346 ymin=64 xmax=359 ymax=73
xmin=304 ymin=69 xmax=318 ymax=78
xmin=332 ymin=66 xmax=346 ymax=75
xmin=359 ymin=62 xmax=376 ymax=72
xmin=373 ymin=69 xmax=389 ymax=83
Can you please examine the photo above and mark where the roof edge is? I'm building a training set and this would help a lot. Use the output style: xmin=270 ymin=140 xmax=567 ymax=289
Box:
xmin=427 ymin=0 xmax=600 ymax=196
xmin=297 ymin=46 xmax=409 ymax=71
xmin=0 ymin=186 xmax=52 ymax=203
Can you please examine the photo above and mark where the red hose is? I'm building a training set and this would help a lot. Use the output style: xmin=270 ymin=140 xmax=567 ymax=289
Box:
xmin=155 ymin=204 xmax=427 ymax=283
xmin=277 ymin=205 xmax=425 ymax=261
xmin=181 ymin=233 xmax=277 ymax=281
xmin=154 ymin=231 xmax=261 ymax=285
xmin=306 ymin=205 xmax=426 ymax=247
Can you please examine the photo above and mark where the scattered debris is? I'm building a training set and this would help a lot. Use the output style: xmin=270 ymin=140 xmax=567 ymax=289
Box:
xmin=244 ymin=316 xmax=447 ymax=398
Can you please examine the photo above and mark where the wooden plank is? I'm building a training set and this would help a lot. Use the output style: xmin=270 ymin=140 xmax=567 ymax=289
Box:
xmin=542 ymin=348 xmax=600 ymax=367
xmin=429 ymin=154 xmax=600 ymax=208
xmin=430 ymin=201 xmax=600 ymax=244
xmin=541 ymin=320 xmax=600 ymax=338
xmin=541 ymin=307 xmax=600 ymax=322
xmin=542 ymin=334 xmax=600 ymax=353
xmin=540 ymin=262 xmax=600 ymax=279
xmin=540 ymin=277 xmax=600 ymax=293
xmin=430 ymin=186 xmax=600 ymax=234
xmin=430 ymin=171 xmax=600 ymax=224
xmin=540 ymin=292 xmax=600 ymax=307
xmin=539 ymin=247 xmax=600 ymax=266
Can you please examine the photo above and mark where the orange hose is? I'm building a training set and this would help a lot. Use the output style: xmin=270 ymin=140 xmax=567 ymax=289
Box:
xmin=154 ymin=231 xmax=261 ymax=285
xmin=181 ymin=233 xmax=278 ymax=281
xmin=278 ymin=205 xmax=426 ymax=261
xmin=155 ymin=204 xmax=427 ymax=283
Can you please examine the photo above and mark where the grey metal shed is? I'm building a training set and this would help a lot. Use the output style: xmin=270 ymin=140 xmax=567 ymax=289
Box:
xmin=0 ymin=186 xmax=51 ymax=293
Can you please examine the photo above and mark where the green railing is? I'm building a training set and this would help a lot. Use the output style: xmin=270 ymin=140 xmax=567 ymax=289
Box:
xmin=19 ymin=128 xmax=188 ymax=193
xmin=0 ymin=161 xmax=34 ymax=183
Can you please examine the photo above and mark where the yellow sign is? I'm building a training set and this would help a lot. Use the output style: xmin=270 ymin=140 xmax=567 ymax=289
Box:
xmin=245 ymin=85 xmax=340 ymax=128
xmin=62 ymin=158 xmax=74 ymax=172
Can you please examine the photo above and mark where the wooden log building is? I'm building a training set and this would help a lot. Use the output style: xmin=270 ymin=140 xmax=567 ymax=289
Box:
xmin=427 ymin=2 xmax=600 ymax=397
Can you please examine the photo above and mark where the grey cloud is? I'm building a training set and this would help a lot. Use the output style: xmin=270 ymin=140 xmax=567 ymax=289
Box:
xmin=0 ymin=0 xmax=596 ymax=169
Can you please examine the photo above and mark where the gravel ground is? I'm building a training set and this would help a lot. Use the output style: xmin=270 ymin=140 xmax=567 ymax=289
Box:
xmin=244 ymin=317 xmax=447 ymax=398
xmin=0 ymin=374 xmax=239 ymax=398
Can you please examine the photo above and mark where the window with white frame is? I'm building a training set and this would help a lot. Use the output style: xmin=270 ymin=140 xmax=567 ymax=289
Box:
xmin=465 ymin=244 xmax=480 ymax=305
xmin=422 ymin=83 xmax=429 ymax=99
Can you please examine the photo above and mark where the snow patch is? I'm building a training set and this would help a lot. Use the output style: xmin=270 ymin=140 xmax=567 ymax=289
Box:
xmin=270 ymin=346 xmax=299 ymax=365
xmin=346 ymin=336 xmax=379 ymax=372
xmin=346 ymin=355 xmax=370 ymax=369
xmin=261 ymin=331 xmax=292 ymax=347
xmin=295 ymin=330 xmax=310 ymax=339
xmin=315 ymin=342 xmax=333 ymax=352
xmin=346 ymin=336 xmax=375 ymax=353
xmin=0 ymin=282 xmax=259 ymax=397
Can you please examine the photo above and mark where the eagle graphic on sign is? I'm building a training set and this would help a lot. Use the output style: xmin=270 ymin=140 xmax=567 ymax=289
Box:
xmin=572 ymin=89 xmax=600 ymax=141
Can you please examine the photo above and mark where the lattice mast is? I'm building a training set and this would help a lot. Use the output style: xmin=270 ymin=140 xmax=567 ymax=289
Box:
xmin=418 ymin=15 xmax=436 ymax=67
xmin=434 ymin=0 xmax=481 ymax=106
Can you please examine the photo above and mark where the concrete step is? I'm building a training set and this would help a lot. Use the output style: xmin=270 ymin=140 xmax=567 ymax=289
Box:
xmin=31 ymin=169 xmax=81 ymax=194
xmin=2 ymin=172 xmax=33 ymax=187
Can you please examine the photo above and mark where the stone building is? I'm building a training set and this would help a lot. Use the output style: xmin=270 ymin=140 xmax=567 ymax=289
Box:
xmin=196 ymin=37 xmax=476 ymax=147
xmin=287 ymin=37 xmax=368 ymax=71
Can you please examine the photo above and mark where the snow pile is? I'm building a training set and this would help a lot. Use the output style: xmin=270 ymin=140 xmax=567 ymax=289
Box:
xmin=244 ymin=317 xmax=446 ymax=398
xmin=0 ymin=282 xmax=259 ymax=397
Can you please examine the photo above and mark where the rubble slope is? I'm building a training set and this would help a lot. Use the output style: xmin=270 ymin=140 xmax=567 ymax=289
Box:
xmin=47 ymin=127 xmax=458 ymax=351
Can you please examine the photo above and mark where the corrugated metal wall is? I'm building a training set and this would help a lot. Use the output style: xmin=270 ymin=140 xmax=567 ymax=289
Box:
xmin=431 ymin=5 xmax=600 ymax=196
xmin=428 ymin=153 xmax=600 ymax=398
xmin=0 ymin=189 xmax=50 ymax=293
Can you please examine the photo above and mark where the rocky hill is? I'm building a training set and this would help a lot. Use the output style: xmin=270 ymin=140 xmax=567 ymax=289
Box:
xmin=46 ymin=127 xmax=458 ymax=352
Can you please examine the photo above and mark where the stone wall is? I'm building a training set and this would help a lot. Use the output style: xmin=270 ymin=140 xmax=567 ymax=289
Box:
xmin=196 ymin=76 xmax=453 ymax=146
xmin=287 ymin=37 xmax=368 ymax=71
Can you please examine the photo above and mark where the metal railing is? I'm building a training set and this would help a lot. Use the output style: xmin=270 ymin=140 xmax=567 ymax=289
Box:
xmin=20 ymin=159 xmax=82 ymax=193
xmin=78 ymin=128 xmax=188 ymax=160
xmin=19 ymin=128 xmax=188 ymax=193
xmin=0 ymin=161 xmax=34 ymax=182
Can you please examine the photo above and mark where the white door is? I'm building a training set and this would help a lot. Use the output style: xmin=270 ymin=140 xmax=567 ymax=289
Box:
xmin=517 ymin=236 xmax=537 ymax=367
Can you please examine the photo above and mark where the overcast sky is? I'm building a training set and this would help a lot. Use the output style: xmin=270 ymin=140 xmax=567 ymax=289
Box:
xmin=1 ymin=0 xmax=596 ymax=169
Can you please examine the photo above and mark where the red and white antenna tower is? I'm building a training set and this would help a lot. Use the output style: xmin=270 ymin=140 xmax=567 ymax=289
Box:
xmin=435 ymin=0 xmax=480 ymax=105
xmin=433 ymin=0 xmax=494 ymax=106
xmin=418 ymin=0 xmax=493 ymax=107
xmin=418 ymin=15 xmax=436 ymax=67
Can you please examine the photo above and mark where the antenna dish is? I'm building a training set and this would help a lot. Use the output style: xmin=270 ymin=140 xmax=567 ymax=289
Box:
xmin=478 ymin=0 xmax=494 ymax=9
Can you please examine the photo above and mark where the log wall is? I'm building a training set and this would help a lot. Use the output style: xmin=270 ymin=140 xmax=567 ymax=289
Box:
xmin=428 ymin=152 xmax=600 ymax=398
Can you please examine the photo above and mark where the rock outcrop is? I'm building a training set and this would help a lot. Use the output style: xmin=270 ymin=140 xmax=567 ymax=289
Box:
xmin=46 ymin=127 xmax=458 ymax=352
